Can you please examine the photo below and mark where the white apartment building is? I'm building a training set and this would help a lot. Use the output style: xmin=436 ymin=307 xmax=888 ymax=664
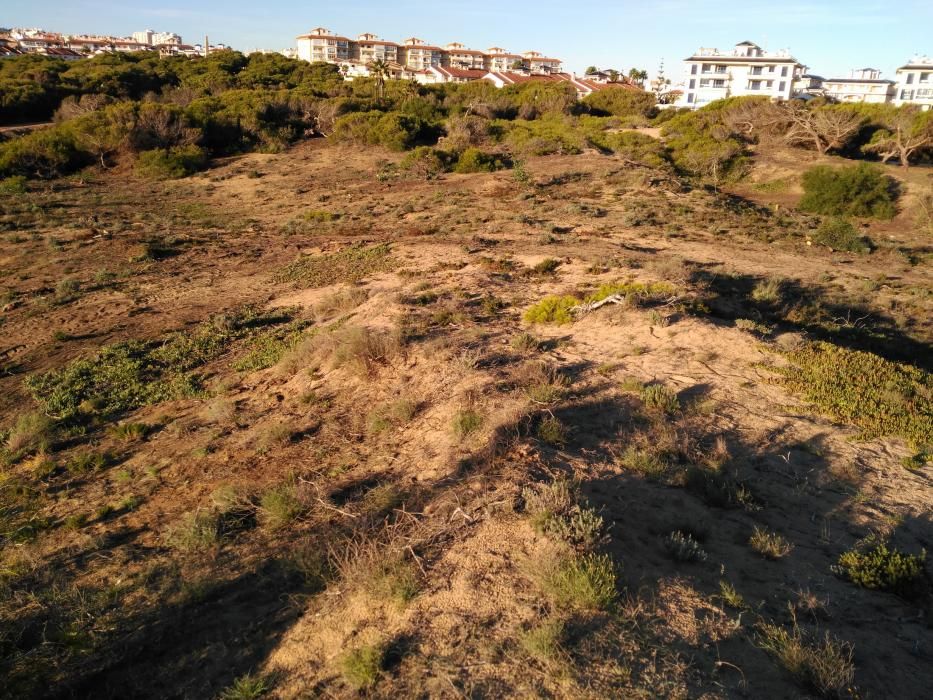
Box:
xmin=445 ymin=42 xmax=486 ymax=70
xmin=522 ymin=51 xmax=561 ymax=74
xmin=822 ymin=68 xmax=895 ymax=103
xmin=677 ymin=41 xmax=804 ymax=108
xmin=400 ymin=38 xmax=445 ymax=71
xmin=296 ymin=27 xmax=350 ymax=63
xmin=485 ymin=47 xmax=523 ymax=72
xmin=351 ymin=33 xmax=399 ymax=64
xmin=294 ymin=27 xmax=561 ymax=77
xmin=895 ymin=56 xmax=933 ymax=110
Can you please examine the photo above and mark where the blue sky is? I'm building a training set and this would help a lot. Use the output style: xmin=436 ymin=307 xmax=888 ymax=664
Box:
xmin=4 ymin=1 xmax=930 ymax=81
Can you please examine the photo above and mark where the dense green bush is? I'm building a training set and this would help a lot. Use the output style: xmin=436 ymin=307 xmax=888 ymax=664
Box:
xmin=332 ymin=110 xmax=439 ymax=151
xmin=454 ymin=147 xmax=508 ymax=173
xmin=400 ymin=146 xmax=453 ymax=177
xmin=835 ymin=541 xmax=926 ymax=596
xmin=810 ymin=218 xmax=873 ymax=253
xmin=799 ymin=163 xmax=897 ymax=219
xmin=605 ymin=131 xmax=667 ymax=167
xmin=135 ymin=145 xmax=208 ymax=179
xmin=661 ymin=108 xmax=749 ymax=184
xmin=582 ymin=87 xmax=656 ymax=119
xmin=501 ymin=117 xmax=586 ymax=156
xmin=0 ymin=125 xmax=85 ymax=178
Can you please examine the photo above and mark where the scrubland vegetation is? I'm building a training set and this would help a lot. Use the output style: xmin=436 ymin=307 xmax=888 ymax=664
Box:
xmin=0 ymin=48 xmax=931 ymax=699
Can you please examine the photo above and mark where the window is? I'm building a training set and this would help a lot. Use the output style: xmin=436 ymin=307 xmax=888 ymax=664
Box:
xmin=691 ymin=64 xmax=698 ymax=75
xmin=715 ymin=65 xmax=727 ymax=73
xmin=687 ymin=92 xmax=695 ymax=103
xmin=750 ymin=66 xmax=762 ymax=75
xmin=689 ymin=79 xmax=696 ymax=89
xmin=713 ymin=79 xmax=725 ymax=88
xmin=699 ymin=79 xmax=710 ymax=87
xmin=768 ymin=65 xmax=775 ymax=72
xmin=921 ymin=72 xmax=931 ymax=83
xmin=749 ymin=80 xmax=762 ymax=90
xmin=901 ymin=89 xmax=913 ymax=99
xmin=906 ymin=73 xmax=914 ymax=84
xmin=779 ymin=81 xmax=786 ymax=92
xmin=781 ymin=66 xmax=788 ymax=77
xmin=701 ymin=63 xmax=710 ymax=73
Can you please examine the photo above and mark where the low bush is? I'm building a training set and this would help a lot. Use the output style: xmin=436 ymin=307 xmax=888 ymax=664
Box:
xmin=135 ymin=145 xmax=208 ymax=179
xmin=259 ymin=483 xmax=304 ymax=530
xmin=523 ymin=295 xmax=578 ymax=325
xmin=339 ymin=643 xmax=384 ymax=690
xmin=522 ymin=479 xmax=606 ymax=549
xmin=0 ymin=125 xmax=85 ymax=179
xmin=452 ymin=408 xmax=483 ymax=439
xmin=749 ymin=526 xmax=794 ymax=559
xmin=640 ymin=384 xmax=680 ymax=415
xmin=664 ymin=531 xmax=707 ymax=562
xmin=772 ymin=341 xmax=932 ymax=447
xmin=537 ymin=415 xmax=568 ymax=446
xmin=275 ymin=243 xmax=392 ymax=288
xmin=520 ymin=618 xmax=565 ymax=663
xmin=835 ymin=540 xmax=926 ymax=596
xmin=605 ymin=131 xmax=667 ymax=167
xmin=4 ymin=411 xmax=53 ymax=458
xmin=502 ymin=117 xmax=586 ymax=156
xmin=799 ymin=163 xmax=897 ymax=219
xmin=399 ymin=146 xmax=452 ymax=177
xmin=530 ymin=548 xmax=617 ymax=611
xmin=332 ymin=110 xmax=439 ymax=151
xmin=0 ymin=175 xmax=27 ymax=194
xmin=810 ymin=218 xmax=873 ymax=254
xmin=453 ymin=147 xmax=508 ymax=173
xmin=757 ymin=619 xmax=855 ymax=698
xmin=167 ymin=510 xmax=222 ymax=551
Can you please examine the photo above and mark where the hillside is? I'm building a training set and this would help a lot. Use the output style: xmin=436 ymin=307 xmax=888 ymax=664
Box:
xmin=1 ymin=136 xmax=932 ymax=699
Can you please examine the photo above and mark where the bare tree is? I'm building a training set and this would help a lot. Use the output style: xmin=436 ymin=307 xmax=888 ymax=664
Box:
xmin=781 ymin=102 xmax=864 ymax=155
xmin=862 ymin=105 xmax=933 ymax=168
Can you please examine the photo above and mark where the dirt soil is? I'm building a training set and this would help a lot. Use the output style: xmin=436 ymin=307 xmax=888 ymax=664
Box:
xmin=0 ymin=141 xmax=931 ymax=699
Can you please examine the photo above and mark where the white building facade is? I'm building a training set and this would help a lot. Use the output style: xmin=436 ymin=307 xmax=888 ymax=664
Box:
xmin=895 ymin=57 xmax=933 ymax=110
xmin=677 ymin=41 xmax=804 ymax=108
xmin=822 ymin=68 xmax=895 ymax=103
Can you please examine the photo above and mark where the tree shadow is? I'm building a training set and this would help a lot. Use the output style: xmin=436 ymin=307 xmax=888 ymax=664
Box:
xmin=691 ymin=269 xmax=933 ymax=370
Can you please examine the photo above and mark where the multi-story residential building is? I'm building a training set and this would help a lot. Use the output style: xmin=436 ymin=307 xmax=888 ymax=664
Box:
xmin=522 ymin=51 xmax=561 ymax=73
xmin=153 ymin=31 xmax=182 ymax=46
xmin=400 ymin=38 xmax=444 ymax=71
xmin=676 ymin=41 xmax=805 ymax=108
xmin=351 ymin=33 xmax=399 ymax=64
xmin=822 ymin=68 xmax=895 ymax=103
xmin=132 ymin=29 xmax=154 ymax=45
xmin=894 ymin=56 xmax=933 ymax=110
xmin=444 ymin=42 xmax=486 ymax=70
xmin=296 ymin=27 xmax=350 ymax=63
xmin=293 ymin=27 xmax=561 ymax=78
xmin=484 ymin=47 xmax=523 ymax=72
xmin=792 ymin=72 xmax=825 ymax=98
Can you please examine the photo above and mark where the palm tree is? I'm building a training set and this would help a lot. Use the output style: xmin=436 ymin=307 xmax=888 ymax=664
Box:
xmin=367 ymin=58 xmax=390 ymax=99
xmin=628 ymin=68 xmax=648 ymax=87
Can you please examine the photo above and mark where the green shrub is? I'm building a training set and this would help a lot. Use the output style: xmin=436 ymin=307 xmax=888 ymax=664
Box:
xmin=0 ymin=175 xmax=27 ymax=194
xmin=275 ymin=243 xmax=392 ymax=287
xmin=259 ymin=484 xmax=304 ymax=530
xmin=835 ymin=540 xmax=926 ymax=595
xmin=332 ymin=111 xmax=438 ymax=151
xmin=219 ymin=673 xmax=270 ymax=700
xmin=537 ymin=415 xmax=568 ymax=446
xmin=502 ymin=117 xmax=586 ymax=156
xmin=523 ymin=479 xmax=605 ymax=549
xmin=605 ymin=131 xmax=667 ymax=167
xmin=811 ymin=218 xmax=873 ymax=253
xmin=453 ymin=147 xmax=507 ymax=173
xmin=664 ymin=531 xmax=707 ymax=562
xmin=583 ymin=88 xmax=657 ymax=118
xmin=772 ymin=341 xmax=932 ymax=447
xmin=799 ymin=163 xmax=897 ymax=219
xmin=167 ymin=510 xmax=222 ymax=551
xmin=757 ymin=621 xmax=855 ymax=698
xmin=640 ymin=384 xmax=680 ymax=414
xmin=399 ymin=146 xmax=452 ymax=177
xmin=4 ymin=411 xmax=53 ymax=457
xmin=452 ymin=409 xmax=483 ymax=439
xmin=523 ymin=295 xmax=578 ymax=325
xmin=520 ymin=618 xmax=565 ymax=662
xmin=339 ymin=644 xmax=384 ymax=690
xmin=0 ymin=125 xmax=85 ymax=179
xmin=531 ymin=550 xmax=617 ymax=610
xmin=135 ymin=145 xmax=208 ymax=179
xmin=749 ymin=526 xmax=794 ymax=559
